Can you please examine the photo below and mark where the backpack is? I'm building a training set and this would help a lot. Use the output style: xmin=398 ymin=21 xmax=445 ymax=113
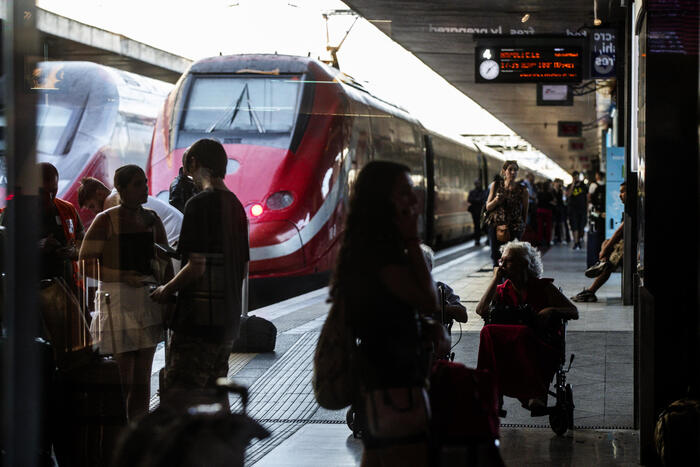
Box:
xmin=231 ymin=315 xmax=277 ymax=353
xmin=591 ymin=185 xmax=605 ymax=215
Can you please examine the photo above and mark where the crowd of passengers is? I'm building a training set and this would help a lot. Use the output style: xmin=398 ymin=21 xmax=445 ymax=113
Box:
xmin=4 ymin=141 xmax=643 ymax=466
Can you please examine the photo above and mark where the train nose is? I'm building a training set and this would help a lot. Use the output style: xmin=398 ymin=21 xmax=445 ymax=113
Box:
xmin=248 ymin=220 xmax=306 ymax=275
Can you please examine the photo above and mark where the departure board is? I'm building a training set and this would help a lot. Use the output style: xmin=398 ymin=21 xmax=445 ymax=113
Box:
xmin=475 ymin=46 xmax=582 ymax=83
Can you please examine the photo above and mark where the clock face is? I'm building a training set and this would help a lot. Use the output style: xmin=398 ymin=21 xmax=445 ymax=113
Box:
xmin=479 ymin=59 xmax=500 ymax=80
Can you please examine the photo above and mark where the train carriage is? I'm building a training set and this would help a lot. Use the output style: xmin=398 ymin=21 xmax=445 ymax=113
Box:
xmin=147 ymin=54 xmax=544 ymax=280
xmin=11 ymin=62 xmax=173 ymax=220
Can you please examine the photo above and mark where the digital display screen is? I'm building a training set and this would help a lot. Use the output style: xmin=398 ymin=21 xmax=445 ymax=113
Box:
xmin=475 ymin=46 xmax=582 ymax=83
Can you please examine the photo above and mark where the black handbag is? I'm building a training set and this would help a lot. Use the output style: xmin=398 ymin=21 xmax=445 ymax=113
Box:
xmin=484 ymin=302 xmax=535 ymax=326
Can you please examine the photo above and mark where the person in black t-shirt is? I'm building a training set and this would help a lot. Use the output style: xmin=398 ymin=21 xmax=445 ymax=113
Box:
xmin=566 ymin=171 xmax=588 ymax=250
xmin=467 ymin=179 xmax=487 ymax=246
xmin=151 ymin=139 xmax=249 ymax=396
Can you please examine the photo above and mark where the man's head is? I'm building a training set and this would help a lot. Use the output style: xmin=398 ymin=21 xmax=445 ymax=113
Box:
xmin=474 ymin=179 xmax=482 ymax=189
xmin=596 ymin=171 xmax=605 ymax=183
xmin=183 ymin=139 xmax=227 ymax=187
xmin=620 ymin=181 xmax=626 ymax=203
xmin=526 ymin=172 xmax=535 ymax=183
xmin=571 ymin=171 xmax=580 ymax=181
xmin=78 ymin=177 xmax=111 ymax=214
xmin=39 ymin=162 xmax=59 ymax=200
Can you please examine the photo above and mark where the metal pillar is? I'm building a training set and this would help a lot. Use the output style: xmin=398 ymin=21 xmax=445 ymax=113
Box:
xmin=1 ymin=1 xmax=41 ymax=466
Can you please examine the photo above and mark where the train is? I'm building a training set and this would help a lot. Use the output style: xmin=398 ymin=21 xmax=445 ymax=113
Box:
xmin=8 ymin=61 xmax=172 ymax=219
xmin=147 ymin=54 xmax=544 ymax=279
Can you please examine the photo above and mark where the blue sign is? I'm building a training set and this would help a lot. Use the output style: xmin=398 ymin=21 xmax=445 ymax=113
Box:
xmin=606 ymin=146 xmax=625 ymax=239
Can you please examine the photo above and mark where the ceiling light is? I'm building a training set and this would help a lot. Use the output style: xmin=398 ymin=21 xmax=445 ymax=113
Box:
xmin=521 ymin=13 xmax=530 ymax=23
xmin=593 ymin=0 xmax=601 ymax=26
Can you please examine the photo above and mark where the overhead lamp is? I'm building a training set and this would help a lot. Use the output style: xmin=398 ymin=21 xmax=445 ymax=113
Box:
xmin=593 ymin=0 xmax=601 ymax=26
xmin=521 ymin=13 xmax=530 ymax=23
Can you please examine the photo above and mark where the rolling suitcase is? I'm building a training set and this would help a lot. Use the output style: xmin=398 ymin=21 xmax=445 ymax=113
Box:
xmin=112 ymin=380 xmax=269 ymax=467
xmin=40 ymin=276 xmax=127 ymax=467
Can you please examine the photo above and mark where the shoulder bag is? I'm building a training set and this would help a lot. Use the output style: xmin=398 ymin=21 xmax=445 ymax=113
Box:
xmin=312 ymin=300 xmax=355 ymax=410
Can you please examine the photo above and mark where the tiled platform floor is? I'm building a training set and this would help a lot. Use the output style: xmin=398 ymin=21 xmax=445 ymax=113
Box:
xmin=147 ymin=241 xmax=637 ymax=465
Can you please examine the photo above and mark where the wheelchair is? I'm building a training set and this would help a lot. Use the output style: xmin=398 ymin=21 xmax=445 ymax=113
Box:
xmin=545 ymin=319 xmax=575 ymax=436
xmin=497 ymin=317 xmax=575 ymax=436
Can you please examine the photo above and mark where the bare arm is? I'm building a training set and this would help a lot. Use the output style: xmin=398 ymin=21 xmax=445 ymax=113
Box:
xmin=153 ymin=216 xmax=174 ymax=282
xmin=378 ymin=240 xmax=439 ymax=316
xmin=476 ymin=267 xmax=504 ymax=318
xmin=537 ymin=282 xmax=579 ymax=321
xmin=485 ymin=183 xmax=500 ymax=212
xmin=446 ymin=303 xmax=468 ymax=323
xmin=600 ymin=220 xmax=624 ymax=259
xmin=151 ymin=252 xmax=206 ymax=303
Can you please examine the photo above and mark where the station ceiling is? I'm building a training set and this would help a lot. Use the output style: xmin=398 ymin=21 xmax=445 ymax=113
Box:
xmin=344 ymin=0 xmax=624 ymax=173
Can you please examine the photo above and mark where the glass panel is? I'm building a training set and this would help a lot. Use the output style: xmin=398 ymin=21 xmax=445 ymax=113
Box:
xmin=183 ymin=77 xmax=302 ymax=133
xmin=36 ymin=103 xmax=74 ymax=154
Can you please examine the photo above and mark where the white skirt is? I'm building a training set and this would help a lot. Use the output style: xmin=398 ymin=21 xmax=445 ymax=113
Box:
xmin=90 ymin=277 xmax=164 ymax=355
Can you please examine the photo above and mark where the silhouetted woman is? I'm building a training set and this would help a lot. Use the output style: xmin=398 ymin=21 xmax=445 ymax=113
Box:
xmin=80 ymin=165 xmax=172 ymax=420
xmin=330 ymin=161 xmax=439 ymax=467
xmin=484 ymin=160 xmax=529 ymax=266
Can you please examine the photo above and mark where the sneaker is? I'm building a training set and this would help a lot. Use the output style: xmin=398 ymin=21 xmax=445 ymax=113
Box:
xmin=585 ymin=261 xmax=610 ymax=278
xmin=571 ymin=289 xmax=597 ymax=302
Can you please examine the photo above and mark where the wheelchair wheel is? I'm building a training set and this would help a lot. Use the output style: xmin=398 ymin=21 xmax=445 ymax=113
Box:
xmin=565 ymin=384 xmax=574 ymax=430
xmin=549 ymin=407 xmax=569 ymax=436
xmin=346 ymin=407 xmax=355 ymax=432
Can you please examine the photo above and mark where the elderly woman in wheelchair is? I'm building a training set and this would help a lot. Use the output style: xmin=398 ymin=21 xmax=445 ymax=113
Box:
xmin=475 ymin=241 xmax=578 ymax=435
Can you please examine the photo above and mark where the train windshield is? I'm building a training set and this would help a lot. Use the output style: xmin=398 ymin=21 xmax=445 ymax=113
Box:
xmin=183 ymin=76 xmax=302 ymax=134
xmin=36 ymin=102 xmax=75 ymax=154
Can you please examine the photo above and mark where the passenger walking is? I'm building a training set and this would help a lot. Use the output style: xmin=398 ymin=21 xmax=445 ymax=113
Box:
xmin=587 ymin=171 xmax=606 ymax=261
xmin=552 ymin=179 xmax=569 ymax=244
xmin=467 ymin=179 xmax=487 ymax=246
xmin=79 ymin=165 xmax=173 ymax=420
xmin=523 ymin=172 xmax=538 ymax=230
xmin=78 ymin=176 xmax=183 ymax=245
xmin=330 ymin=161 xmax=439 ymax=467
xmin=536 ymin=180 xmax=555 ymax=247
xmin=572 ymin=182 xmax=626 ymax=303
xmin=150 ymin=139 xmax=249 ymax=400
xmin=484 ymin=160 xmax=529 ymax=267
xmin=566 ymin=171 xmax=588 ymax=250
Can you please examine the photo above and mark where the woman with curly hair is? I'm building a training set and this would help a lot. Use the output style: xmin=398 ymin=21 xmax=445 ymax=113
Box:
xmin=330 ymin=161 xmax=439 ymax=467
xmin=475 ymin=241 xmax=578 ymax=414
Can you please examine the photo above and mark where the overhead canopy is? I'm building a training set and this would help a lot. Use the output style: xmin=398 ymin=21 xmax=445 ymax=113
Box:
xmin=343 ymin=0 xmax=624 ymax=172
xmin=0 ymin=1 xmax=191 ymax=83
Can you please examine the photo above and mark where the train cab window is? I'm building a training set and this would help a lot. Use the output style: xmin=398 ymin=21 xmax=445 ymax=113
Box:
xmin=182 ymin=76 xmax=302 ymax=134
xmin=36 ymin=103 xmax=75 ymax=154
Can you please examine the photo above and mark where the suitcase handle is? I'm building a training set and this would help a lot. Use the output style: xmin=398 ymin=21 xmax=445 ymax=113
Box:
xmin=215 ymin=378 xmax=249 ymax=411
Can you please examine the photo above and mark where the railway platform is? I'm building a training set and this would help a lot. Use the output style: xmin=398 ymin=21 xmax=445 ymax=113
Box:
xmin=146 ymin=240 xmax=637 ymax=465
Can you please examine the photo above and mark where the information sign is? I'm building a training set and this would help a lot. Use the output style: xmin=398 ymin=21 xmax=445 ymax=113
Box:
xmin=558 ymin=121 xmax=582 ymax=137
xmin=591 ymin=29 xmax=616 ymax=79
xmin=475 ymin=46 xmax=582 ymax=83
xmin=606 ymin=146 xmax=625 ymax=239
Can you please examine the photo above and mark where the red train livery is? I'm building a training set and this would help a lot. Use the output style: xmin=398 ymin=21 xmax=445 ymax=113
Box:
xmin=147 ymin=54 xmax=540 ymax=279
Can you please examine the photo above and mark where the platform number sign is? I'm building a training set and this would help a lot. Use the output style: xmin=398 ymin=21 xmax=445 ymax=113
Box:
xmin=591 ymin=29 xmax=616 ymax=79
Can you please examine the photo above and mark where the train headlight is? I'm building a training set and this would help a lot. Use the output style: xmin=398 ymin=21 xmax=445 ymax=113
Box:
xmin=266 ymin=191 xmax=294 ymax=210
xmin=251 ymin=204 xmax=264 ymax=217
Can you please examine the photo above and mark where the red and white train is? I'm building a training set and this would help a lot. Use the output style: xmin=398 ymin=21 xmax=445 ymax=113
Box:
xmin=147 ymin=54 xmax=541 ymax=279
xmin=17 ymin=61 xmax=172 ymax=221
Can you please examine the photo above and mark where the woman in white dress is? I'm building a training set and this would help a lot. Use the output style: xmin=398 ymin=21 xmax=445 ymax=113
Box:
xmin=79 ymin=165 xmax=172 ymax=420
